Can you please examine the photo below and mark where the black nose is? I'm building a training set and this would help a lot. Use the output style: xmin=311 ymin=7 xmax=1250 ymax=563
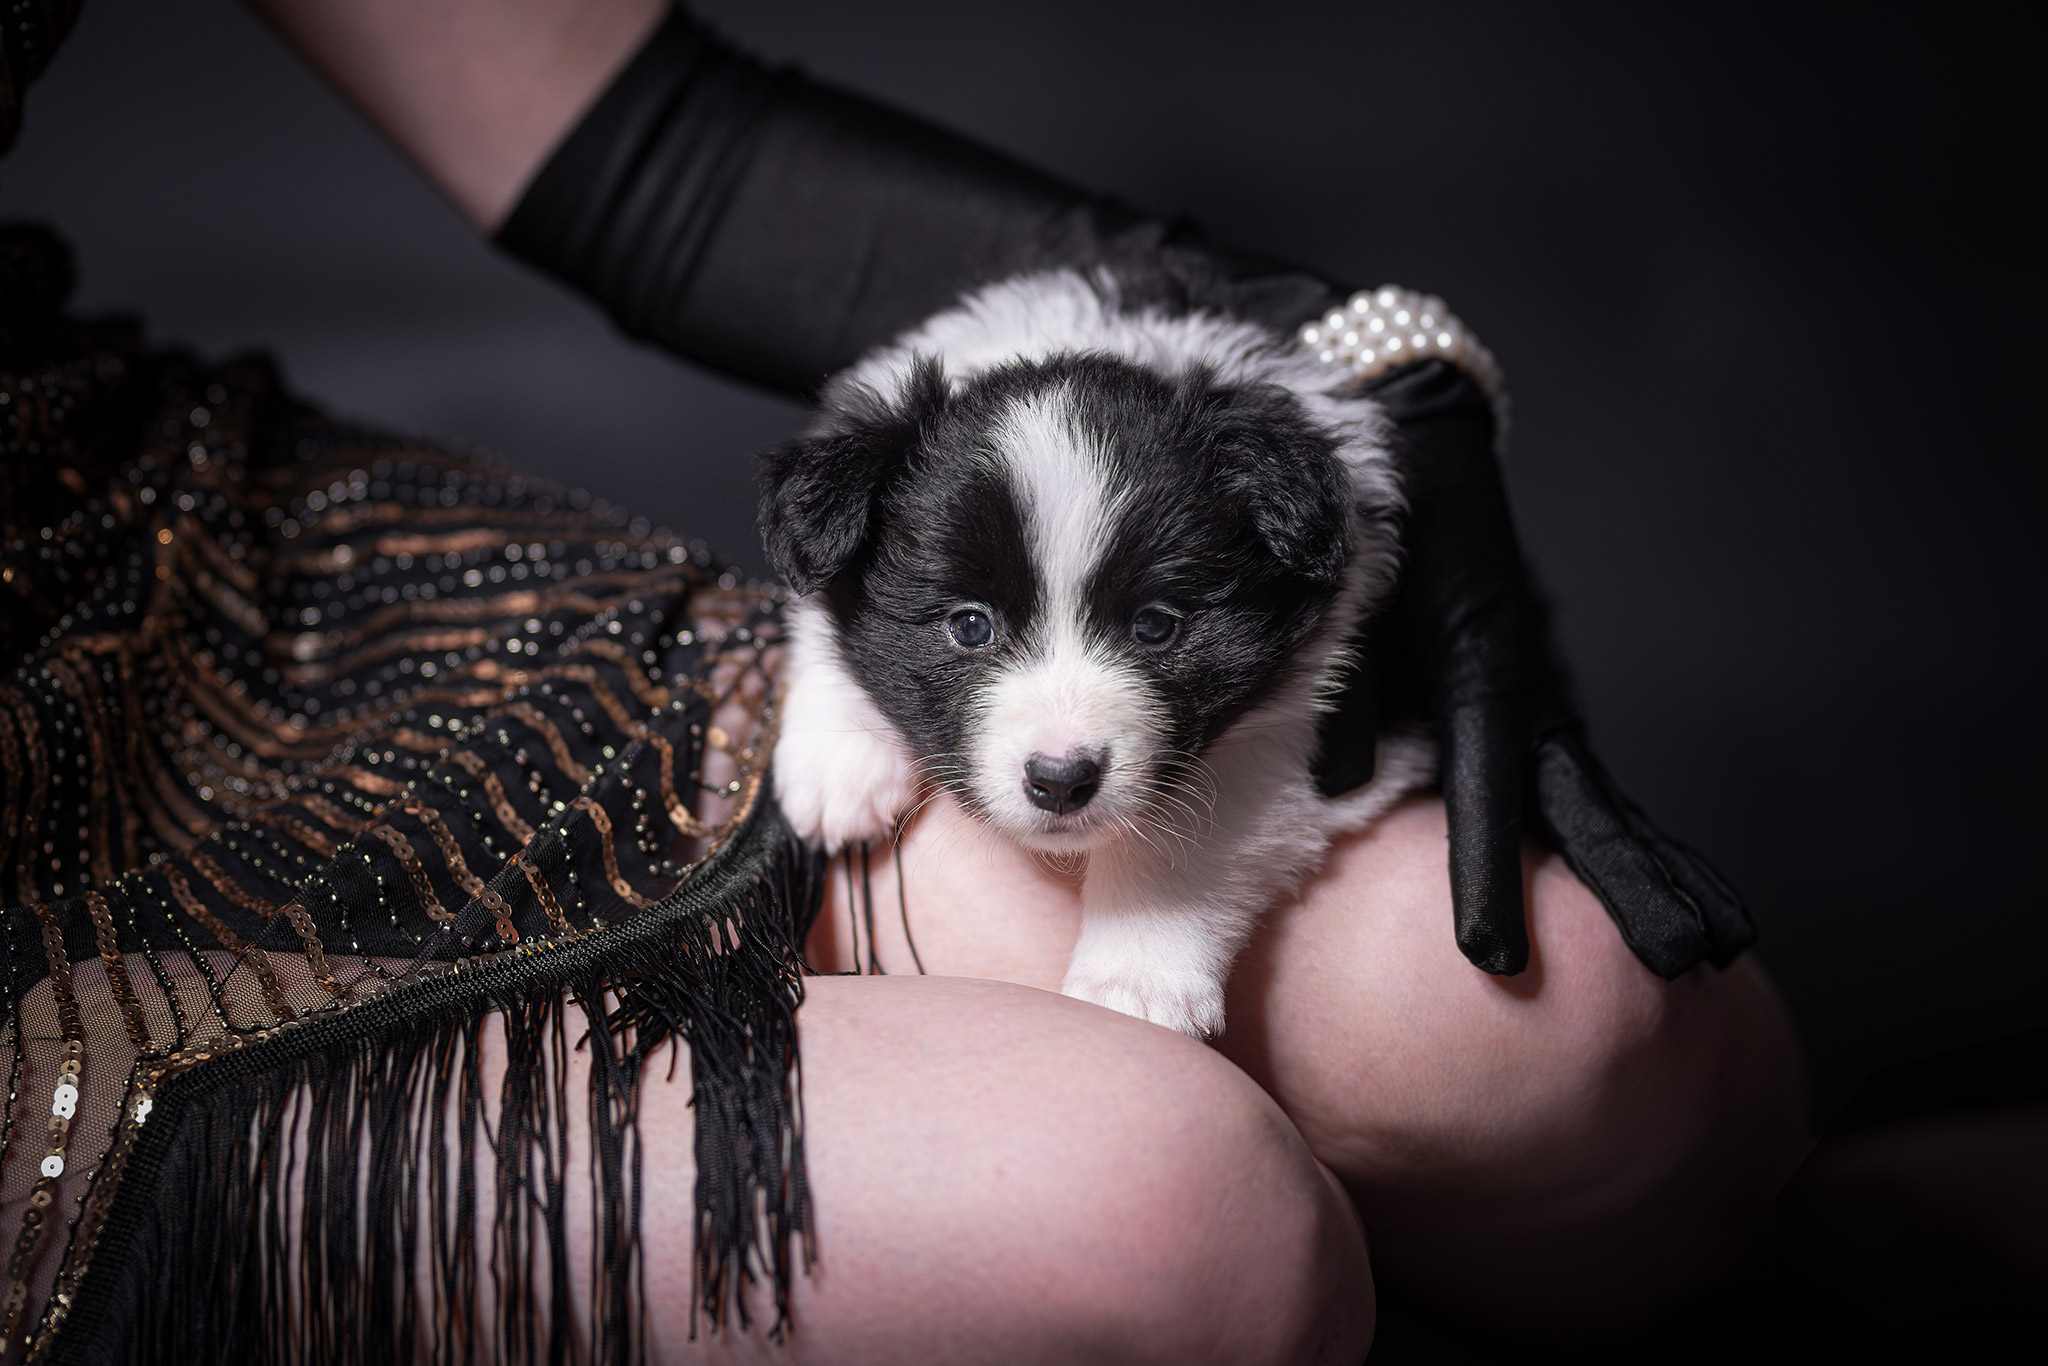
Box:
xmin=1024 ymin=753 xmax=1101 ymax=814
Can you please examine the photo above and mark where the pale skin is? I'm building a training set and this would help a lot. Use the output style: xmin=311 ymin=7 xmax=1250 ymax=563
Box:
xmin=239 ymin=2 xmax=1810 ymax=1355
xmin=802 ymin=797 xmax=1805 ymax=1344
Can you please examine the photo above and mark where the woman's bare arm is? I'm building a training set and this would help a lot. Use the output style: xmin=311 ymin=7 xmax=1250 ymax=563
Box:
xmin=244 ymin=0 xmax=662 ymax=228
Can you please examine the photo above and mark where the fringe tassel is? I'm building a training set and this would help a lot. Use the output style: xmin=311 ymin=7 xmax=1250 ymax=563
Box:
xmin=48 ymin=804 xmax=823 ymax=1366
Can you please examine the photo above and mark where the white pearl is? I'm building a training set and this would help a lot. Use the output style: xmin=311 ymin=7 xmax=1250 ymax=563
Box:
xmin=42 ymin=1154 xmax=63 ymax=1178
xmin=135 ymin=1097 xmax=153 ymax=1125
xmin=1297 ymin=285 xmax=1502 ymax=413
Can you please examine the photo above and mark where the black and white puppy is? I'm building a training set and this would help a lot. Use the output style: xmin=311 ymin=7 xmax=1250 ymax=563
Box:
xmin=761 ymin=270 xmax=1433 ymax=1038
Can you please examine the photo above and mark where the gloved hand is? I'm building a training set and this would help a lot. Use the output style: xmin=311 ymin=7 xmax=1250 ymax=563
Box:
xmin=1315 ymin=358 xmax=1753 ymax=976
xmin=496 ymin=5 xmax=1754 ymax=978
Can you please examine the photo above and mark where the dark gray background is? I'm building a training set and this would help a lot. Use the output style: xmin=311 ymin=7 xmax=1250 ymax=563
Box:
xmin=3 ymin=0 xmax=2040 ymax=1119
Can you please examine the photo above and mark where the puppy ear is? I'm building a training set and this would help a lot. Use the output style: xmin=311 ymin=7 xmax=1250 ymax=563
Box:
xmin=1211 ymin=385 xmax=1352 ymax=584
xmin=759 ymin=357 xmax=948 ymax=594
xmin=1241 ymin=458 xmax=1350 ymax=584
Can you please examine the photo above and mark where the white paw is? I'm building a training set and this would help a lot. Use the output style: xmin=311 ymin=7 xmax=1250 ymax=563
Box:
xmin=1061 ymin=958 xmax=1227 ymax=1040
xmin=772 ymin=721 xmax=915 ymax=849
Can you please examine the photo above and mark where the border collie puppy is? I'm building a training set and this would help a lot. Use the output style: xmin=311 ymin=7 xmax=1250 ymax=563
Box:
xmin=761 ymin=270 xmax=1433 ymax=1038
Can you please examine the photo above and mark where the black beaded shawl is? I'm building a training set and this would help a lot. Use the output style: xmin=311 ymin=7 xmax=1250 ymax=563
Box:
xmin=0 ymin=226 xmax=818 ymax=1364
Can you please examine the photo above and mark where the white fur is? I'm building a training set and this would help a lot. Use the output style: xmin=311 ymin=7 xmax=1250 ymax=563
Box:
xmin=773 ymin=271 xmax=1434 ymax=1038
xmin=771 ymin=595 xmax=920 ymax=848
xmin=838 ymin=269 xmax=1403 ymax=524
xmin=968 ymin=390 xmax=1167 ymax=854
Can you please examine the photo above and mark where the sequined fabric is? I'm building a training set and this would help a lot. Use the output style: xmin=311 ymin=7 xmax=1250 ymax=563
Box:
xmin=0 ymin=229 xmax=815 ymax=1363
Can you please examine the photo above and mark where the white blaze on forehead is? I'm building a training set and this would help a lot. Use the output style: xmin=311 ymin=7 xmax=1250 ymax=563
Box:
xmin=970 ymin=388 xmax=1166 ymax=849
xmin=989 ymin=387 xmax=1121 ymax=629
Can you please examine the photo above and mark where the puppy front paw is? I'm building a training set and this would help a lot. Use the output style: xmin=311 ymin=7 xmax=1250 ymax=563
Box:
xmin=771 ymin=722 xmax=916 ymax=850
xmin=1061 ymin=958 xmax=1227 ymax=1040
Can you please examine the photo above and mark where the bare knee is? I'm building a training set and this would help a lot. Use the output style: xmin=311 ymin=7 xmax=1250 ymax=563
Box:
xmin=1361 ymin=851 xmax=1802 ymax=1232
xmin=785 ymin=977 xmax=1373 ymax=1364
xmin=1228 ymin=804 xmax=1695 ymax=1198
xmin=1047 ymin=1042 xmax=1374 ymax=1365
xmin=1222 ymin=798 xmax=1804 ymax=1337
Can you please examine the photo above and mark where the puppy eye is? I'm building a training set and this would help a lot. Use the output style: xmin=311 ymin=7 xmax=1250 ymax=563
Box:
xmin=1131 ymin=606 xmax=1181 ymax=649
xmin=947 ymin=606 xmax=996 ymax=649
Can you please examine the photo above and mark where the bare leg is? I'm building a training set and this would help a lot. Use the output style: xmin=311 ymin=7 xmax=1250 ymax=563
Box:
xmin=465 ymin=975 xmax=1372 ymax=1364
xmin=811 ymin=793 xmax=1807 ymax=1341
xmin=1216 ymin=798 xmax=1807 ymax=1340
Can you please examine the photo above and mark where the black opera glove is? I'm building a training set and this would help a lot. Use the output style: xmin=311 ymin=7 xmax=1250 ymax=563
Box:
xmin=496 ymin=4 xmax=1755 ymax=979
xmin=494 ymin=5 xmax=1337 ymax=389
xmin=1314 ymin=359 xmax=1755 ymax=977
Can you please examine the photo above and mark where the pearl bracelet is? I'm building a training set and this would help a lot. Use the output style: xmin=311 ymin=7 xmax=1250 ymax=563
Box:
xmin=1297 ymin=285 xmax=1506 ymax=419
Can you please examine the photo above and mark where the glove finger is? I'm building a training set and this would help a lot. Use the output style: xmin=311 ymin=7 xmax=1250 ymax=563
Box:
xmin=1313 ymin=622 xmax=1383 ymax=797
xmin=1623 ymin=816 xmax=1755 ymax=968
xmin=1442 ymin=698 xmax=1531 ymax=975
xmin=1532 ymin=726 xmax=1755 ymax=979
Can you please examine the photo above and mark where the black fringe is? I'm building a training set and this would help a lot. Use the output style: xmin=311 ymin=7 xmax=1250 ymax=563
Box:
xmin=47 ymin=802 xmax=824 ymax=1366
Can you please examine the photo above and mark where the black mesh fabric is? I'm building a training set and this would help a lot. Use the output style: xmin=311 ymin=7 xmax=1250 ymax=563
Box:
xmin=0 ymin=225 xmax=818 ymax=1364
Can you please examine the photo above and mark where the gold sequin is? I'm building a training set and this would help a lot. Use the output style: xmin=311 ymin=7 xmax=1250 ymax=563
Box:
xmin=572 ymin=797 xmax=652 ymax=910
xmin=367 ymin=824 xmax=453 ymax=922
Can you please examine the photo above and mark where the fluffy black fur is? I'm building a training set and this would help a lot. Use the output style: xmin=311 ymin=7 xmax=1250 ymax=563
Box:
xmin=761 ymin=353 xmax=1351 ymax=806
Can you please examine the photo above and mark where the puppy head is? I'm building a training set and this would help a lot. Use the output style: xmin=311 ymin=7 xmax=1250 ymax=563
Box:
xmin=762 ymin=352 xmax=1358 ymax=853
